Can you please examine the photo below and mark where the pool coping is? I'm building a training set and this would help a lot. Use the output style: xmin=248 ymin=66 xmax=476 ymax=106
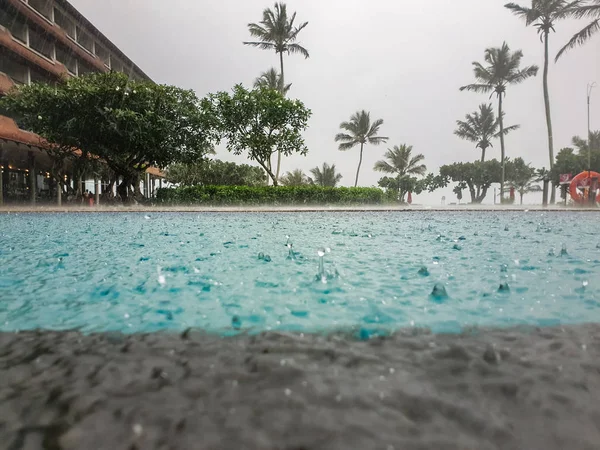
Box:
xmin=0 ymin=205 xmax=599 ymax=213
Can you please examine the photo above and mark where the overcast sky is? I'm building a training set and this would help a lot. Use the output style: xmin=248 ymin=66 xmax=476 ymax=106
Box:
xmin=70 ymin=0 xmax=600 ymax=204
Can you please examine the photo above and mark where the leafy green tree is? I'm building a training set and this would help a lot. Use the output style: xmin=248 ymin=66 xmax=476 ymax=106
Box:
xmin=166 ymin=160 xmax=267 ymax=187
xmin=244 ymin=2 xmax=309 ymax=182
xmin=280 ymin=168 xmax=313 ymax=186
xmin=506 ymin=157 xmax=539 ymax=204
xmin=0 ymin=72 xmax=215 ymax=202
xmin=254 ymin=68 xmax=291 ymax=95
xmin=335 ymin=110 xmax=388 ymax=187
xmin=505 ymin=1 xmax=578 ymax=186
xmin=550 ymin=131 xmax=600 ymax=181
xmin=210 ymin=85 xmax=311 ymax=186
xmin=460 ymin=42 xmax=538 ymax=201
xmin=439 ymin=160 xmax=503 ymax=204
xmin=310 ymin=163 xmax=343 ymax=187
xmin=454 ymin=103 xmax=519 ymax=163
xmin=556 ymin=0 xmax=600 ymax=59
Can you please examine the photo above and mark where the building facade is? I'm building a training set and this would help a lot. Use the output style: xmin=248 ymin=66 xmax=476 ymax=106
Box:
xmin=0 ymin=0 xmax=160 ymax=205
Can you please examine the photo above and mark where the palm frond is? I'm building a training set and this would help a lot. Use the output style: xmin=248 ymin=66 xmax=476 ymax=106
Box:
xmin=243 ymin=41 xmax=277 ymax=51
xmin=373 ymin=160 xmax=395 ymax=173
xmin=334 ymin=132 xmax=355 ymax=143
xmin=460 ymin=83 xmax=493 ymax=93
xmin=337 ymin=141 xmax=358 ymax=151
xmin=286 ymin=43 xmax=310 ymax=58
xmin=556 ymin=19 xmax=600 ymax=60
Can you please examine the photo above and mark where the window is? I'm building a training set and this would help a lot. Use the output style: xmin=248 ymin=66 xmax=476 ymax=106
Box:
xmin=110 ymin=58 xmax=123 ymax=73
xmin=28 ymin=0 xmax=53 ymax=21
xmin=0 ymin=57 xmax=29 ymax=85
xmin=77 ymin=60 xmax=94 ymax=76
xmin=53 ymin=8 xmax=75 ymax=38
xmin=0 ymin=9 xmax=28 ymax=43
xmin=76 ymin=27 xmax=94 ymax=53
xmin=95 ymin=44 xmax=110 ymax=67
xmin=28 ymin=27 xmax=54 ymax=59
xmin=30 ymin=68 xmax=53 ymax=85
xmin=55 ymin=44 xmax=76 ymax=74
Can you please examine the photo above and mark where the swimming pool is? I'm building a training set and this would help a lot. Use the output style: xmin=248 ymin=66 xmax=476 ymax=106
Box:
xmin=0 ymin=211 xmax=598 ymax=335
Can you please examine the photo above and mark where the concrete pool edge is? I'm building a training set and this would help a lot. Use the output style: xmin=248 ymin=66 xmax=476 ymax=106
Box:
xmin=2 ymin=323 xmax=600 ymax=449
xmin=1 ymin=204 xmax=599 ymax=213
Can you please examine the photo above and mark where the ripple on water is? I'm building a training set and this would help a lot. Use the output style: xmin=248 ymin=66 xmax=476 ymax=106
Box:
xmin=0 ymin=211 xmax=599 ymax=334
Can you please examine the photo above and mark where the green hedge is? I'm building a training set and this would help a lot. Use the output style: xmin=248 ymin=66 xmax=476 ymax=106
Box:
xmin=156 ymin=185 xmax=385 ymax=205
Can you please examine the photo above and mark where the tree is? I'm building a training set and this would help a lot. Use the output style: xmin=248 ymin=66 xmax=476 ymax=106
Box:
xmin=210 ymin=85 xmax=311 ymax=186
xmin=280 ymin=168 xmax=313 ymax=186
xmin=551 ymin=131 xmax=600 ymax=182
xmin=0 ymin=72 xmax=215 ymax=202
xmin=166 ymin=160 xmax=267 ymax=187
xmin=310 ymin=163 xmax=343 ymax=187
xmin=460 ymin=42 xmax=538 ymax=202
xmin=454 ymin=103 xmax=519 ymax=163
xmin=505 ymin=1 xmax=578 ymax=204
xmin=335 ymin=110 xmax=388 ymax=187
xmin=439 ymin=160 xmax=503 ymax=204
xmin=506 ymin=157 xmax=539 ymax=204
xmin=254 ymin=68 xmax=292 ymax=95
xmin=244 ymin=3 xmax=310 ymax=182
xmin=556 ymin=0 xmax=600 ymax=59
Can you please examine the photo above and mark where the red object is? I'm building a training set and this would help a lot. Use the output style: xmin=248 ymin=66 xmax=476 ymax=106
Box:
xmin=560 ymin=173 xmax=572 ymax=184
xmin=88 ymin=198 xmax=94 ymax=207
xmin=569 ymin=171 xmax=600 ymax=204
xmin=509 ymin=187 xmax=515 ymax=200
xmin=407 ymin=192 xmax=413 ymax=204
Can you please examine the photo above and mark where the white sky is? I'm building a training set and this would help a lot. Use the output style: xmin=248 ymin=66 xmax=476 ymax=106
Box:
xmin=70 ymin=0 xmax=600 ymax=205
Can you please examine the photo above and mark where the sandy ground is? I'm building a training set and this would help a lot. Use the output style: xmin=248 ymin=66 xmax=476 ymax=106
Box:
xmin=0 ymin=204 xmax=598 ymax=213
xmin=2 ymin=325 xmax=600 ymax=450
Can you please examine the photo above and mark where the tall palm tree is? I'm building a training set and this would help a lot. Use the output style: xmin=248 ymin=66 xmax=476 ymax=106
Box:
xmin=335 ymin=110 xmax=388 ymax=187
xmin=254 ymin=68 xmax=292 ymax=95
xmin=310 ymin=163 xmax=343 ymax=187
xmin=556 ymin=0 xmax=600 ymax=59
xmin=505 ymin=1 xmax=579 ymax=203
xmin=460 ymin=42 xmax=538 ymax=201
xmin=455 ymin=103 xmax=520 ymax=162
xmin=374 ymin=145 xmax=427 ymax=178
xmin=244 ymin=3 xmax=309 ymax=183
xmin=280 ymin=169 xmax=312 ymax=186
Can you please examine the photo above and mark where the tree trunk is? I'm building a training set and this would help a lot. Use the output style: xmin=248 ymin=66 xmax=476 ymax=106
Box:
xmin=354 ymin=143 xmax=364 ymax=188
xmin=497 ymin=93 xmax=506 ymax=202
xmin=520 ymin=192 xmax=524 ymax=205
xmin=274 ymin=51 xmax=285 ymax=184
xmin=543 ymin=31 xmax=556 ymax=205
xmin=117 ymin=177 xmax=129 ymax=203
xmin=481 ymin=146 xmax=486 ymax=163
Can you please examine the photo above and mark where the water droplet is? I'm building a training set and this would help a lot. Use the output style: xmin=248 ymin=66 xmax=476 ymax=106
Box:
xmin=452 ymin=244 xmax=462 ymax=251
xmin=504 ymin=225 xmax=509 ymax=231
xmin=317 ymin=248 xmax=326 ymax=257
xmin=284 ymin=388 xmax=292 ymax=397
xmin=582 ymin=344 xmax=587 ymax=351
xmin=498 ymin=282 xmax=510 ymax=293
xmin=560 ymin=244 xmax=568 ymax=257
xmin=263 ymin=255 xmax=272 ymax=262
xmin=231 ymin=316 xmax=241 ymax=330
xmin=335 ymin=394 xmax=342 ymax=402
xmin=124 ymin=313 xmax=130 ymax=319
xmin=583 ymin=281 xmax=589 ymax=287
xmin=132 ymin=424 xmax=143 ymax=436
xmin=389 ymin=368 xmax=396 ymax=374
xmin=431 ymin=283 xmax=448 ymax=299
xmin=500 ymin=264 xmax=508 ymax=273
xmin=548 ymin=248 xmax=556 ymax=257
xmin=418 ymin=266 xmax=430 ymax=277
xmin=144 ymin=215 xmax=150 ymax=220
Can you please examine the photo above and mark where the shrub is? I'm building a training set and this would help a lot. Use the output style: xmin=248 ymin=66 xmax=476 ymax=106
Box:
xmin=156 ymin=185 xmax=385 ymax=205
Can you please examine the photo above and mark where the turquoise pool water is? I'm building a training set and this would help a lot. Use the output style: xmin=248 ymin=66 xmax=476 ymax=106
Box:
xmin=0 ymin=212 xmax=598 ymax=335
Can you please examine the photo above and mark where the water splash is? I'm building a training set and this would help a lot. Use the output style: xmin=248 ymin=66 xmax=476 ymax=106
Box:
xmin=498 ymin=282 xmax=510 ymax=293
xmin=430 ymin=283 xmax=448 ymax=300
xmin=560 ymin=244 xmax=568 ymax=257
xmin=418 ymin=266 xmax=430 ymax=277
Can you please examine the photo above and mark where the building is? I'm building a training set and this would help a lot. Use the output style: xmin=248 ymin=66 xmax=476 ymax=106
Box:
xmin=0 ymin=0 xmax=161 ymax=205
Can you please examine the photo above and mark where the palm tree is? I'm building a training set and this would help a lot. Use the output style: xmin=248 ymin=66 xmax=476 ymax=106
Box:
xmin=254 ymin=68 xmax=291 ymax=95
xmin=374 ymin=144 xmax=427 ymax=177
xmin=556 ymin=0 xmax=600 ymax=59
xmin=460 ymin=42 xmax=538 ymax=201
xmin=455 ymin=103 xmax=520 ymax=162
xmin=505 ymin=1 xmax=579 ymax=203
xmin=374 ymin=145 xmax=426 ymax=203
xmin=335 ymin=110 xmax=388 ymax=187
xmin=310 ymin=163 xmax=343 ymax=187
xmin=244 ymin=3 xmax=309 ymax=183
xmin=280 ymin=169 xmax=312 ymax=186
